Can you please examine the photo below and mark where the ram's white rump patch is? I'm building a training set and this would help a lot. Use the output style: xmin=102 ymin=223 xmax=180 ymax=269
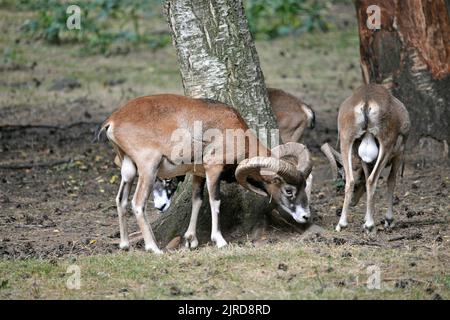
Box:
xmin=353 ymin=101 xmax=366 ymax=126
xmin=301 ymin=104 xmax=315 ymax=127
xmin=367 ymin=100 xmax=380 ymax=123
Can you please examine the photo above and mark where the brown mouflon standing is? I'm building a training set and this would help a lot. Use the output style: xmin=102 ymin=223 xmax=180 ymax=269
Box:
xmin=335 ymin=84 xmax=410 ymax=232
xmin=114 ymin=88 xmax=316 ymax=213
xmin=99 ymin=94 xmax=313 ymax=253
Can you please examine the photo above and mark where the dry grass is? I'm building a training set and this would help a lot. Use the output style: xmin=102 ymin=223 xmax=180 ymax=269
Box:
xmin=0 ymin=238 xmax=448 ymax=299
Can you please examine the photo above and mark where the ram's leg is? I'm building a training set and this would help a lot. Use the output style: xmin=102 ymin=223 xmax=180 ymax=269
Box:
xmin=116 ymin=180 xmax=129 ymax=249
xmin=205 ymin=165 xmax=227 ymax=248
xmin=351 ymin=168 xmax=366 ymax=207
xmin=184 ymin=175 xmax=206 ymax=249
xmin=364 ymin=144 xmax=390 ymax=232
xmin=116 ymin=155 xmax=136 ymax=250
xmin=336 ymin=140 xmax=355 ymax=232
xmin=385 ymin=156 xmax=401 ymax=229
xmin=132 ymin=155 xmax=163 ymax=254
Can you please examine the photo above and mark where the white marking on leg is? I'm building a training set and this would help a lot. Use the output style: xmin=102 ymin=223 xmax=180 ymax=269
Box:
xmin=132 ymin=202 xmax=162 ymax=254
xmin=385 ymin=186 xmax=394 ymax=226
xmin=385 ymin=157 xmax=400 ymax=228
xmin=364 ymin=209 xmax=375 ymax=231
xmin=386 ymin=191 xmax=394 ymax=222
xmin=117 ymin=188 xmax=130 ymax=249
xmin=184 ymin=196 xmax=201 ymax=249
xmin=131 ymin=165 xmax=163 ymax=254
xmin=368 ymin=144 xmax=384 ymax=184
xmin=364 ymin=145 xmax=388 ymax=232
xmin=385 ymin=207 xmax=394 ymax=228
xmin=364 ymin=179 xmax=377 ymax=232
xmin=337 ymin=141 xmax=354 ymax=231
xmin=210 ymin=199 xmax=227 ymax=248
xmin=116 ymin=156 xmax=136 ymax=250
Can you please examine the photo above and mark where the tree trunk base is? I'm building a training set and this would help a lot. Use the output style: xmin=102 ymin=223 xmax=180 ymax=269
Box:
xmin=152 ymin=176 xmax=312 ymax=248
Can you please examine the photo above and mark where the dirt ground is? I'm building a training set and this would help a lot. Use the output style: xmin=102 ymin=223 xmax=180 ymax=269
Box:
xmin=0 ymin=3 xmax=449 ymax=299
xmin=0 ymin=120 xmax=448 ymax=260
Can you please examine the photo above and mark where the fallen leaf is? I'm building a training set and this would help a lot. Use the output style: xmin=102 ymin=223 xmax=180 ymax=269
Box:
xmin=166 ymin=236 xmax=181 ymax=250
xmin=109 ymin=175 xmax=119 ymax=184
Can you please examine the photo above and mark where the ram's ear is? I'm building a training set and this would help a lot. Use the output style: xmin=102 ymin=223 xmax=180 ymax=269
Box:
xmin=269 ymin=176 xmax=283 ymax=186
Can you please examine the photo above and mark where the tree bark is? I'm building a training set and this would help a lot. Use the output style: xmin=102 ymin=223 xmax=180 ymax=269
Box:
xmin=152 ymin=0 xmax=279 ymax=246
xmin=355 ymin=0 xmax=450 ymax=143
xmin=164 ymin=0 xmax=277 ymax=133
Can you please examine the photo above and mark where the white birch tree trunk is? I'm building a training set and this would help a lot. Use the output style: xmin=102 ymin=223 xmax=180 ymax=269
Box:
xmin=152 ymin=0 xmax=280 ymax=246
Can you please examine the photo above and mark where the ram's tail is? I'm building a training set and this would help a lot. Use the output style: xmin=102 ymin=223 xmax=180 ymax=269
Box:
xmin=303 ymin=104 xmax=316 ymax=129
xmin=92 ymin=119 xmax=110 ymax=143
xmin=362 ymin=103 xmax=369 ymax=130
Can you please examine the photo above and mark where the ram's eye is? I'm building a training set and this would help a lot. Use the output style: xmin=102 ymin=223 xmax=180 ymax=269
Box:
xmin=284 ymin=188 xmax=294 ymax=197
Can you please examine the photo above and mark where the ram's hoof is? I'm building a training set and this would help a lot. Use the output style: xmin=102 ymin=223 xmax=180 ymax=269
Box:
xmin=184 ymin=232 xmax=199 ymax=249
xmin=335 ymin=220 xmax=348 ymax=232
xmin=363 ymin=222 xmax=376 ymax=234
xmin=119 ymin=241 xmax=130 ymax=250
xmin=384 ymin=218 xmax=395 ymax=229
xmin=211 ymin=233 xmax=228 ymax=248
xmin=216 ymin=239 xmax=228 ymax=248
xmin=184 ymin=238 xmax=199 ymax=249
xmin=145 ymin=245 xmax=163 ymax=255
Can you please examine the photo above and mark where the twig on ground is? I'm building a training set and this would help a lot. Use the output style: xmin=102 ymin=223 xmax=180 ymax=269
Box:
xmin=396 ymin=219 xmax=447 ymax=229
xmin=349 ymin=240 xmax=383 ymax=247
xmin=388 ymin=236 xmax=407 ymax=242
xmin=383 ymin=277 xmax=432 ymax=285
xmin=108 ymin=231 xmax=144 ymax=245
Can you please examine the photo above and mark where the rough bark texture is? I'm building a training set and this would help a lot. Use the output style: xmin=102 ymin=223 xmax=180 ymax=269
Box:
xmin=355 ymin=0 xmax=450 ymax=143
xmin=152 ymin=0 xmax=279 ymax=246
xmin=165 ymin=0 xmax=278 ymax=133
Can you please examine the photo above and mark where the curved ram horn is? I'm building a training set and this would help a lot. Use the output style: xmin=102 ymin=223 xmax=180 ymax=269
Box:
xmin=271 ymin=142 xmax=312 ymax=179
xmin=235 ymin=157 xmax=300 ymax=195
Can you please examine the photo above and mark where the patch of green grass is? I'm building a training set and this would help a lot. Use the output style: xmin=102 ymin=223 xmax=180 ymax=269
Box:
xmin=0 ymin=8 xmax=359 ymax=119
xmin=1 ymin=241 xmax=447 ymax=299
